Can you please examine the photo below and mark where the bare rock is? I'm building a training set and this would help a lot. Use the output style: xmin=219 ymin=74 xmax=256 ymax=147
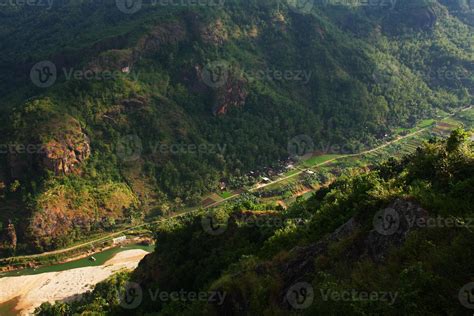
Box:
xmin=213 ymin=75 xmax=248 ymax=115
xmin=365 ymin=199 xmax=429 ymax=262
xmin=40 ymin=123 xmax=91 ymax=176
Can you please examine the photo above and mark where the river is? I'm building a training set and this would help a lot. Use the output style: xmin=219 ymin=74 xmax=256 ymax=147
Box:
xmin=0 ymin=243 xmax=153 ymax=315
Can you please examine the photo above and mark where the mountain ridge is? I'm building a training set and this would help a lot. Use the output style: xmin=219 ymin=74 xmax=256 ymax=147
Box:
xmin=0 ymin=0 xmax=472 ymax=254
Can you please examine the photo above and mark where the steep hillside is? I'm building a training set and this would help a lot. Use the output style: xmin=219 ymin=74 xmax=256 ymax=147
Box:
xmin=35 ymin=129 xmax=474 ymax=315
xmin=0 ymin=0 xmax=472 ymax=252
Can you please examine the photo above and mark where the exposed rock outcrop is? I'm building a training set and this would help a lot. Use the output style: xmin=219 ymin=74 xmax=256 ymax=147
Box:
xmin=382 ymin=1 xmax=438 ymax=33
xmin=87 ymin=21 xmax=187 ymax=74
xmin=206 ymin=199 xmax=429 ymax=312
xmin=27 ymin=183 xmax=138 ymax=251
xmin=213 ymin=75 xmax=248 ymax=115
xmin=199 ymin=18 xmax=228 ymax=45
xmin=277 ymin=199 xmax=429 ymax=309
xmin=40 ymin=129 xmax=91 ymax=176
xmin=365 ymin=199 xmax=429 ymax=262
xmin=6 ymin=116 xmax=90 ymax=178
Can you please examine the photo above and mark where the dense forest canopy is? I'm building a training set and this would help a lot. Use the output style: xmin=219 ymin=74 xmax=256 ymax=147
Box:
xmin=35 ymin=129 xmax=474 ymax=315
xmin=0 ymin=0 xmax=472 ymax=315
xmin=0 ymin=0 xmax=472 ymax=253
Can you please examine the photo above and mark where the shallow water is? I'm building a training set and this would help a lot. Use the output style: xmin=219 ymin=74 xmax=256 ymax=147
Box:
xmin=0 ymin=243 xmax=154 ymax=278
xmin=0 ymin=297 xmax=20 ymax=316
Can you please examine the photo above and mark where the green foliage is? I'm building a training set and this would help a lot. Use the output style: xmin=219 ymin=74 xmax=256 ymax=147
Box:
xmin=1 ymin=0 xmax=472 ymax=211
xmin=44 ymin=130 xmax=474 ymax=315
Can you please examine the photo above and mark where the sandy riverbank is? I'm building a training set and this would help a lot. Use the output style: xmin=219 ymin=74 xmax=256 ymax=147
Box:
xmin=0 ymin=249 xmax=149 ymax=315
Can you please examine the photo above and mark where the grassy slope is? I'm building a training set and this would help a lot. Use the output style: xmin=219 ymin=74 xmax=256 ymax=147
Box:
xmin=35 ymin=129 xmax=474 ymax=315
xmin=0 ymin=0 xmax=472 ymax=253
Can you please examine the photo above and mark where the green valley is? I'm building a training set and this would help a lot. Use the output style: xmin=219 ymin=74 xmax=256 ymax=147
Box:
xmin=0 ymin=0 xmax=473 ymax=314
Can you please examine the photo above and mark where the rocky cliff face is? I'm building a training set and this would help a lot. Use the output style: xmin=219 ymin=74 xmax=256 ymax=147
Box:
xmin=87 ymin=20 xmax=188 ymax=74
xmin=207 ymin=199 xmax=430 ymax=313
xmin=132 ymin=198 xmax=430 ymax=314
xmin=213 ymin=75 xmax=248 ymax=115
xmin=6 ymin=116 xmax=90 ymax=178
xmin=2 ymin=115 xmax=96 ymax=250
xmin=382 ymin=0 xmax=438 ymax=33
xmin=199 ymin=18 xmax=229 ymax=45
xmin=40 ymin=128 xmax=91 ymax=176
xmin=27 ymin=183 xmax=138 ymax=251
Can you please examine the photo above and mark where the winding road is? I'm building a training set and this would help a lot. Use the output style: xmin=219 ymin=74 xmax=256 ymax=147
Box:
xmin=2 ymin=106 xmax=471 ymax=264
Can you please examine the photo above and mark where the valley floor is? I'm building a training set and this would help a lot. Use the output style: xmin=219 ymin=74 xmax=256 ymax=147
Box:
xmin=2 ymin=106 xmax=471 ymax=271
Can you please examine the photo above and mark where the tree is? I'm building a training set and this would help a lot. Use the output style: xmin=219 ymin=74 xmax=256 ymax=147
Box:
xmin=446 ymin=128 xmax=468 ymax=153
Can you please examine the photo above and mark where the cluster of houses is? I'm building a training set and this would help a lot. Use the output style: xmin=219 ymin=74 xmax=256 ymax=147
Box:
xmin=218 ymin=158 xmax=299 ymax=191
xmin=249 ymin=158 xmax=298 ymax=184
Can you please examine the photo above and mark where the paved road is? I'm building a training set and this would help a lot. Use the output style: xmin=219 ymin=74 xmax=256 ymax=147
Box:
xmin=254 ymin=105 xmax=471 ymax=191
xmin=3 ymin=106 xmax=471 ymax=263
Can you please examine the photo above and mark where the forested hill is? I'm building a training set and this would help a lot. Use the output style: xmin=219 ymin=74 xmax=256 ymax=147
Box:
xmin=0 ymin=0 xmax=472 ymax=253
xmin=36 ymin=129 xmax=474 ymax=315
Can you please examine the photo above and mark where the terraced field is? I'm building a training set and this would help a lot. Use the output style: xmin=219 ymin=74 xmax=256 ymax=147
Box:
xmin=255 ymin=108 xmax=473 ymax=203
